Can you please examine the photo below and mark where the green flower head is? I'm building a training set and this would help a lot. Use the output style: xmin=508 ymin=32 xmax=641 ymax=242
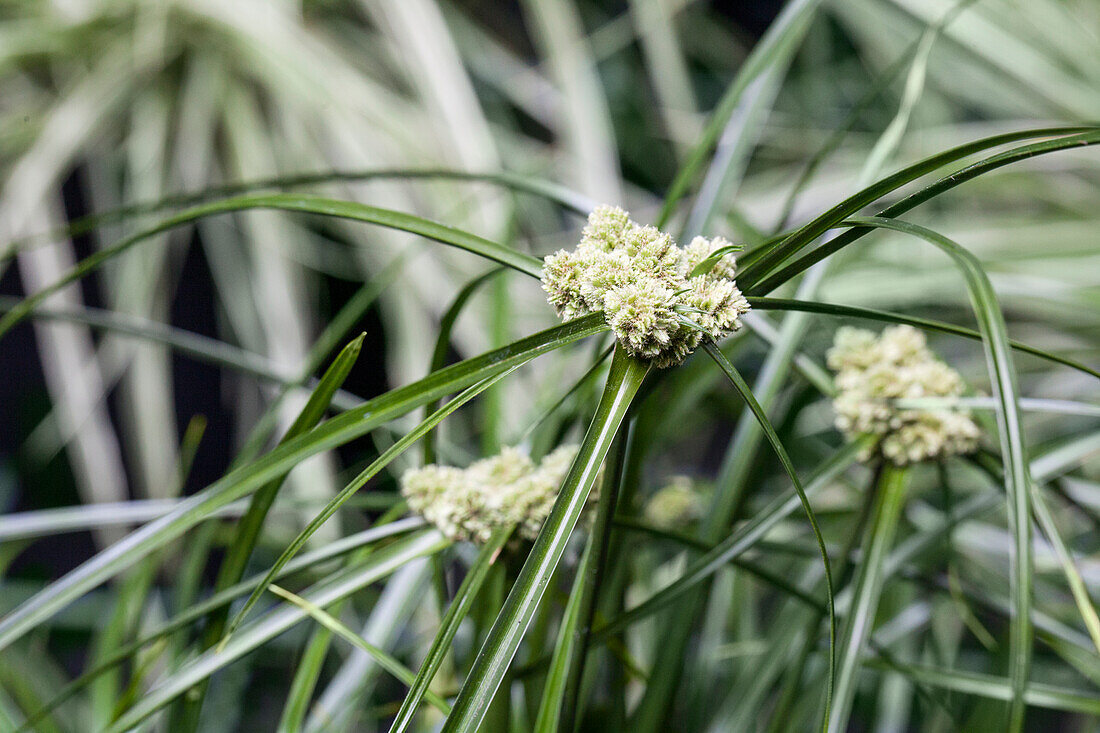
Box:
xmin=542 ymin=206 xmax=750 ymax=368
xmin=401 ymin=445 xmax=581 ymax=543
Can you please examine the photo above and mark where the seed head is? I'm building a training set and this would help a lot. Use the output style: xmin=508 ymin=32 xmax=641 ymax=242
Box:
xmin=827 ymin=325 xmax=981 ymax=465
xmin=401 ymin=445 xmax=581 ymax=543
xmin=542 ymin=206 xmax=750 ymax=367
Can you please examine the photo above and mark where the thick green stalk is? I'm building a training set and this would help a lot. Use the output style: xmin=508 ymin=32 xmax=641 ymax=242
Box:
xmin=534 ymin=425 xmax=628 ymax=731
xmin=389 ymin=525 xmax=514 ymax=733
xmin=442 ymin=346 xmax=649 ymax=732
xmin=828 ymin=463 xmax=910 ymax=731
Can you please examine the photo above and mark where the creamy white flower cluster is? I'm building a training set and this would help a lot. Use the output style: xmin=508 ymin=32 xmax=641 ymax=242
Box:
xmin=644 ymin=476 xmax=704 ymax=529
xmin=400 ymin=445 xmax=579 ymax=543
xmin=542 ymin=206 xmax=751 ymax=368
xmin=827 ymin=325 xmax=981 ymax=465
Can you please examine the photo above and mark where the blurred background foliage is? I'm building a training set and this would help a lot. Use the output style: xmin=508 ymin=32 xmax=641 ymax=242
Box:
xmin=0 ymin=0 xmax=1098 ymax=730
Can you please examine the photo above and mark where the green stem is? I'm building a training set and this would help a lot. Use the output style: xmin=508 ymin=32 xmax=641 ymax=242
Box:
xmin=441 ymin=346 xmax=649 ymax=732
xmin=827 ymin=462 xmax=911 ymax=732
xmin=534 ymin=423 xmax=629 ymax=731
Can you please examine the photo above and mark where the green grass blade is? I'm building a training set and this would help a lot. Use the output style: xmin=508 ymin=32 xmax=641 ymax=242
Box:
xmin=212 ymin=332 xmax=365 ymax=611
xmin=232 ymin=254 xmax=410 ymax=465
xmin=1029 ymin=490 xmax=1100 ymax=655
xmin=532 ymin=541 xmax=594 ymax=733
xmin=0 ymin=193 xmax=544 ymax=341
xmin=0 ymin=314 xmax=605 ymax=653
xmin=703 ymin=342 xmax=837 ymax=729
xmin=772 ymin=39 xmax=922 ymax=232
xmin=1 ymin=168 xmax=594 ymax=258
xmin=745 ymin=128 xmax=1100 ymax=293
xmin=0 ymin=296 xmax=334 ymax=393
xmin=169 ymin=334 xmax=365 ymax=729
xmin=441 ymin=346 xmax=649 ymax=732
xmin=592 ymin=439 xmax=866 ymax=642
xmin=838 ymin=215 xmax=1034 ymax=730
xmin=268 ymin=584 xmax=450 ymax=714
xmin=219 ymin=364 xmax=520 ymax=647
xmin=655 ymin=0 xmax=822 ymax=228
xmin=828 ymin=464 xmax=910 ymax=732
xmin=747 ymin=297 xmax=1100 ymax=381
xmin=424 ymin=268 xmax=504 ymax=463
xmin=389 ymin=525 xmax=514 ymax=733
xmin=105 ymin=530 xmax=450 ymax=732
xmin=13 ymin=518 xmax=424 ymax=733
xmin=534 ymin=426 xmax=627 ymax=732
xmin=863 ymin=660 xmax=1100 ymax=715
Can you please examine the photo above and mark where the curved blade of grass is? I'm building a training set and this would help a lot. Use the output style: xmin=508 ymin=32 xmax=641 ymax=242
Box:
xmin=534 ymin=424 xmax=628 ymax=733
xmin=862 ymin=660 xmax=1100 ymax=715
xmin=170 ymin=334 xmax=365 ymax=728
xmin=702 ymin=342 xmax=837 ymax=729
xmin=424 ymin=268 xmax=505 ymax=463
xmin=441 ymin=346 xmax=650 ymax=732
xmin=773 ymin=39 xmax=921 ymax=232
xmin=896 ymin=396 xmax=1100 ymax=418
xmin=0 ymin=296 xmax=350 ymax=396
xmin=14 ymin=517 xmax=424 ymax=733
xmin=105 ymin=530 xmax=450 ymax=733
xmin=655 ymin=0 xmax=822 ymax=228
xmin=839 ymin=215 xmax=1033 ymax=730
xmin=0 ymin=498 xmax=402 ymax=542
xmin=1029 ymin=489 xmax=1100 ymax=655
xmin=0 ymin=193 xmax=544 ymax=341
xmin=1 ymin=168 xmax=594 ymax=258
xmin=592 ymin=438 xmax=867 ymax=644
xmin=744 ymin=128 xmax=1100 ymax=293
xmin=827 ymin=463 xmax=910 ymax=732
xmin=212 ymin=331 xmax=365 ymax=611
xmin=389 ymin=524 xmax=514 ymax=733
xmin=748 ymin=297 xmax=1100 ymax=381
xmin=272 ymin=503 xmax=409 ymax=733
xmin=233 ymin=253 xmax=411 ymax=468
xmin=0 ymin=314 xmax=605 ymax=653
xmin=268 ymin=584 xmax=450 ymax=715
xmin=518 ymin=345 xmax=614 ymax=443
xmin=219 ymin=364 xmax=521 ymax=647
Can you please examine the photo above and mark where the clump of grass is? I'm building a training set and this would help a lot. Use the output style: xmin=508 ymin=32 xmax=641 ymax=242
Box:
xmin=1 ymin=1 xmax=1099 ymax=732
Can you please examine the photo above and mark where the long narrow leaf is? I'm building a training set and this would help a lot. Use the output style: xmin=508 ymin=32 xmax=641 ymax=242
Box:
xmin=838 ymin=215 xmax=1034 ymax=730
xmin=389 ymin=525 xmax=514 ymax=733
xmin=0 ymin=193 xmax=544 ymax=340
xmin=703 ymin=342 xmax=837 ymax=728
xmin=745 ymin=128 xmax=1100 ymax=293
xmin=441 ymin=346 xmax=649 ymax=731
xmin=0 ymin=314 xmax=606 ymax=653
xmin=268 ymin=585 xmax=450 ymax=714
xmin=748 ymin=297 xmax=1100 ymax=382
xmin=219 ymin=364 xmax=520 ymax=646
xmin=105 ymin=531 xmax=450 ymax=732
xmin=828 ymin=464 xmax=910 ymax=732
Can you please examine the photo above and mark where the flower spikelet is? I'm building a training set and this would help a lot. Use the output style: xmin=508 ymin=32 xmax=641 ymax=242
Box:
xmin=644 ymin=476 xmax=704 ymax=528
xmin=542 ymin=206 xmax=750 ymax=367
xmin=827 ymin=325 xmax=981 ymax=465
xmin=401 ymin=445 xmax=581 ymax=543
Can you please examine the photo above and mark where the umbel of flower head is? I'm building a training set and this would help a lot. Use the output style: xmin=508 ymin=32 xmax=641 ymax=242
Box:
xmin=827 ymin=325 xmax=981 ymax=465
xmin=542 ymin=206 xmax=751 ymax=368
xmin=400 ymin=445 xmax=579 ymax=543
